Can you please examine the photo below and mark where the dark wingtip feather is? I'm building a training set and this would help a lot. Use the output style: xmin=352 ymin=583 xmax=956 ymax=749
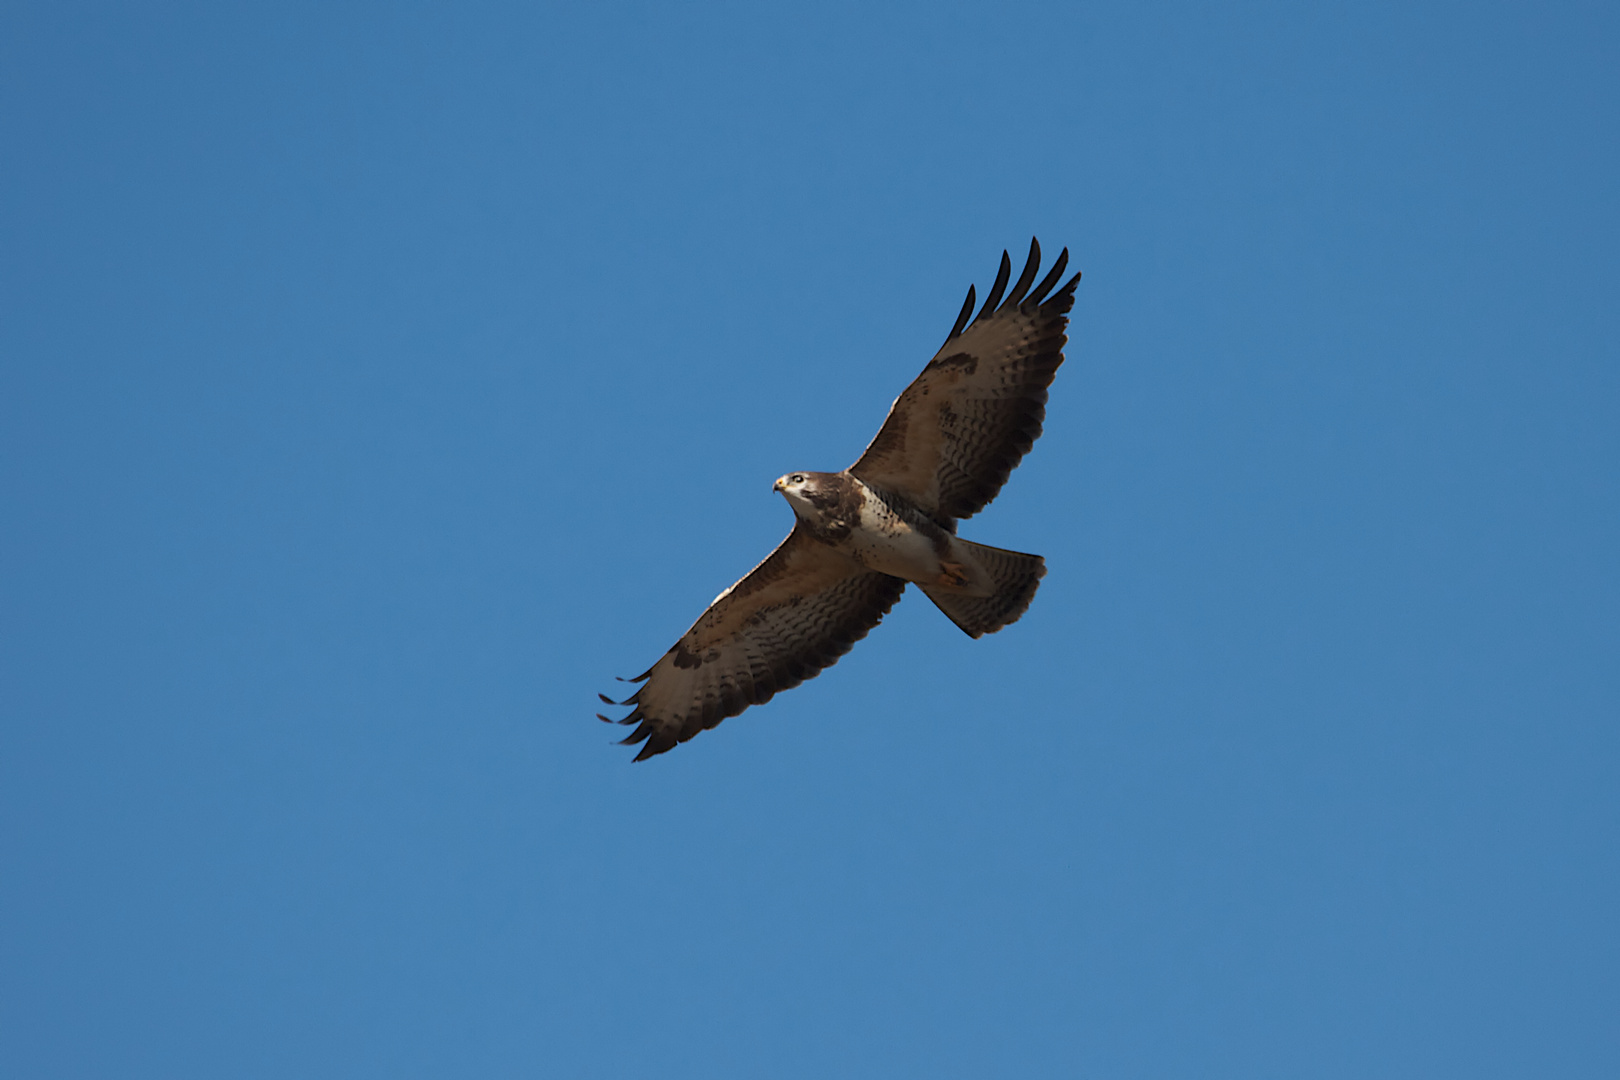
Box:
xmin=631 ymin=730 xmax=678 ymax=762
xmin=975 ymin=250 xmax=1012 ymax=322
xmin=1046 ymin=270 xmax=1082 ymax=315
xmin=1001 ymin=237 xmax=1041 ymax=310
xmin=1026 ymin=247 xmax=1070 ymax=306
xmin=945 ymin=284 xmax=976 ymax=344
xmin=609 ymin=706 xmax=643 ymax=728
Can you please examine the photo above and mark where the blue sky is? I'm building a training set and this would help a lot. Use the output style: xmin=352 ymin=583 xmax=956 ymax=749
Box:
xmin=2 ymin=2 xmax=1616 ymax=1076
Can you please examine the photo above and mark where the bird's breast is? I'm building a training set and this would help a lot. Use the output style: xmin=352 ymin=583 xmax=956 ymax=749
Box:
xmin=833 ymin=486 xmax=951 ymax=582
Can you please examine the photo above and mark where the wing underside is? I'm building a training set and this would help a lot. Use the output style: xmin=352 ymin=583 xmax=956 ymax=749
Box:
xmin=600 ymin=524 xmax=906 ymax=760
xmin=850 ymin=238 xmax=1080 ymax=525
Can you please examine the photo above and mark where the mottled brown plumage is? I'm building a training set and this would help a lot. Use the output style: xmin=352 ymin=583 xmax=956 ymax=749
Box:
xmin=850 ymin=243 xmax=1075 ymax=527
xmin=601 ymin=524 xmax=905 ymax=761
xmin=602 ymin=240 xmax=1080 ymax=760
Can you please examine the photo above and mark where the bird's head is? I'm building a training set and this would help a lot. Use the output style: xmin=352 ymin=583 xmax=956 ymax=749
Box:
xmin=774 ymin=471 xmax=826 ymax=520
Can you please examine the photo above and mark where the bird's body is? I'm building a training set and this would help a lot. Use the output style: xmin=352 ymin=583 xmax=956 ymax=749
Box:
xmin=601 ymin=240 xmax=1081 ymax=759
xmin=775 ymin=472 xmax=983 ymax=594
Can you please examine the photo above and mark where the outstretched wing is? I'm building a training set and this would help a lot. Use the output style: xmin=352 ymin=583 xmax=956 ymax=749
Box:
xmin=849 ymin=238 xmax=1081 ymax=526
xmin=601 ymin=524 xmax=906 ymax=761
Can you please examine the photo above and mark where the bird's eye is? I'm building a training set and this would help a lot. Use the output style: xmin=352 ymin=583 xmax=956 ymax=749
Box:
xmin=791 ymin=474 xmax=805 ymax=484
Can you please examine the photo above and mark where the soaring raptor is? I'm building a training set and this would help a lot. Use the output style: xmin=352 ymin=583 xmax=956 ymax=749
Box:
xmin=600 ymin=239 xmax=1081 ymax=760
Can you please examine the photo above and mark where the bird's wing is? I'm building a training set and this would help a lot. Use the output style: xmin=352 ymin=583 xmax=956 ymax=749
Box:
xmin=849 ymin=238 xmax=1080 ymax=525
xmin=602 ymin=523 xmax=906 ymax=760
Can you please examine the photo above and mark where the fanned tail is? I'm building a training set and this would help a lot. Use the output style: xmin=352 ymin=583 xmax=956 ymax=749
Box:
xmin=920 ymin=540 xmax=1045 ymax=639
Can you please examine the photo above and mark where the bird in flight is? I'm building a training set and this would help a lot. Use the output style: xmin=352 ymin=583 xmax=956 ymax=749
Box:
xmin=600 ymin=239 xmax=1081 ymax=759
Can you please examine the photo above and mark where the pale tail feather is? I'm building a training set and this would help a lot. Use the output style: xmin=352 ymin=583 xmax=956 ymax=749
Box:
xmin=920 ymin=541 xmax=1046 ymax=639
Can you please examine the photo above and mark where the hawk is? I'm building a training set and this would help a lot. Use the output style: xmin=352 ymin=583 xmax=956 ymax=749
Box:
xmin=600 ymin=239 xmax=1081 ymax=759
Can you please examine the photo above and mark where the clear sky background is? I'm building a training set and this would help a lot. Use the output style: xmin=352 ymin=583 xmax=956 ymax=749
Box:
xmin=3 ymin=2 xmax=1616 ymax=1076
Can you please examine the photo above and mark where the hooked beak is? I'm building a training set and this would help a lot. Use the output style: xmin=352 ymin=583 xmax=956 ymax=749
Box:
xmin=772 ymin=477 xmax=785 ymax=493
